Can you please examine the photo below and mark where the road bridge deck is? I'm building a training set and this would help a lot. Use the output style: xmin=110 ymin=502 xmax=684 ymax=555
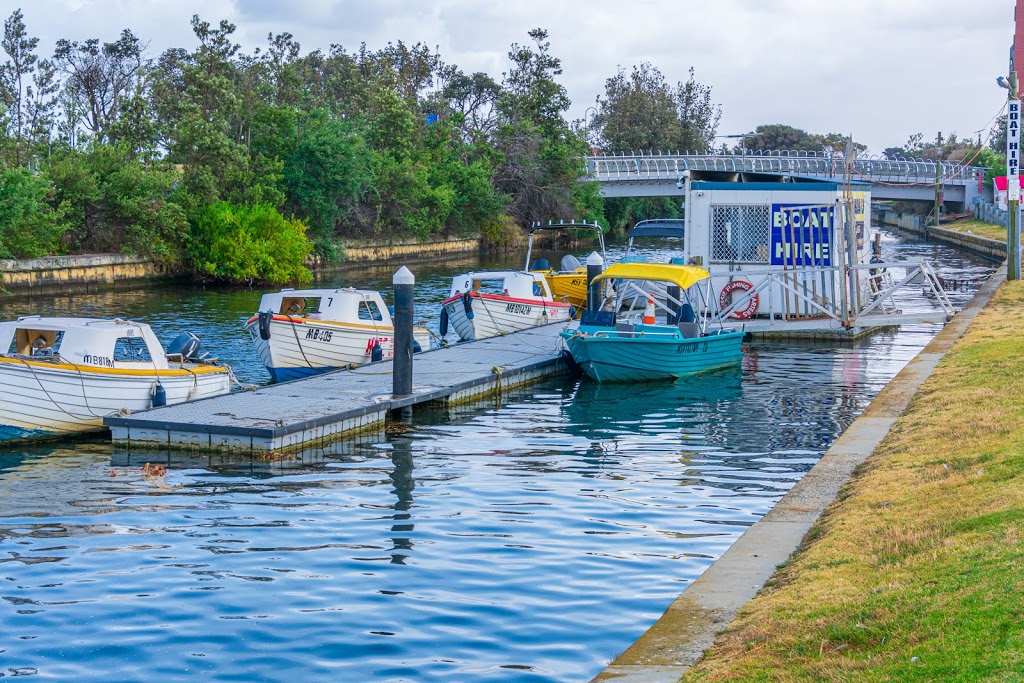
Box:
xmin=105 ymin=324 xmax=569 ymax=453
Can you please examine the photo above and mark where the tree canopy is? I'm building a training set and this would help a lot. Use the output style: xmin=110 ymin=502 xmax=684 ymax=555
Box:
xmin=590 ymin=63 xmax=720 ymax=153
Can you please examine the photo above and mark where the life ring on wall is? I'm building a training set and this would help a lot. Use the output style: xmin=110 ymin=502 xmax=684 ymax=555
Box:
xmin=719 ymin=279 xmax=759 ymax=320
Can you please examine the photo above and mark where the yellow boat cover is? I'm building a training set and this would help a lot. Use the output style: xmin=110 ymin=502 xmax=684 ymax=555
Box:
xmin=591 ymin=262 xmax=710 ymax=290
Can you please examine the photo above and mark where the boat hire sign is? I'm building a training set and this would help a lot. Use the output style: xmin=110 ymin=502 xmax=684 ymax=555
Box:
xmin=770 ymin=204 xmax=835 ymax=267
xmin=1008 ymin=99 xmax=1021 ymax=201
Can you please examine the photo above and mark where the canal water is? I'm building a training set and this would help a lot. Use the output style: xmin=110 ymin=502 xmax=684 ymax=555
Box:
xmin=0 ymin=231 xmax=995 ymax=681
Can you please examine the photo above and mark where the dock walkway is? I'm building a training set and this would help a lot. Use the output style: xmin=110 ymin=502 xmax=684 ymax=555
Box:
xmin=105 ymin=324 xmax=569 ymax=453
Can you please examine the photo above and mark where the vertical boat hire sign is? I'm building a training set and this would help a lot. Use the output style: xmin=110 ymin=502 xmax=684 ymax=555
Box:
xmin=1009 ymin=99 xmax=1021 ymax=201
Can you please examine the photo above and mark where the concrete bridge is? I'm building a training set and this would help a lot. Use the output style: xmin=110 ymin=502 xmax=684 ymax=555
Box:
xmin=585 ymin=150 xmax=984 ymax=209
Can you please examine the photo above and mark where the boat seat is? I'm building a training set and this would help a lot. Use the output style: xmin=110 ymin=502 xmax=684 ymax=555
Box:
xmin=616 ymin=322 xmax=635 ymax=338
xmin=677 ymin=322 xmax=701 ymax=339
xmin=580 ymin=310 xmax=616 ymax=327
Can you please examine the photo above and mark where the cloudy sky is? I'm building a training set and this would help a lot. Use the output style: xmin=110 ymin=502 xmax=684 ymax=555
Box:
xmin=12 ymin=0 xmax=1014 ymax=154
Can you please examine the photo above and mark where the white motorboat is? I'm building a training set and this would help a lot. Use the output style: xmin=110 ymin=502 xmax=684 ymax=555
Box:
xmin=245 ymin=287 xmax=432 ymax=382
xmin=0 ymin=316 xmax=233 ymax=442
xmin=439 ymin=270 xmax=572 ymax=342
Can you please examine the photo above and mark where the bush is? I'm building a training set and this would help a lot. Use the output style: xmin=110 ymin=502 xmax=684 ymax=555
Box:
xmin=189 ymin=202 xmax=312 ymax=285
xmin=479 ymin=213 xmax=524 ymax=251
xmin=0 ymin=168 xmax=69 ymax=259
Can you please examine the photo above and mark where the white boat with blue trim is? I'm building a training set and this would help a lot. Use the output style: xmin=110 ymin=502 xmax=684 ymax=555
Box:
xmin=0 ymin=316 xmax=232 ymax=441
xmin=245 ymin=287 xmax=432 ymax=382
xmin=440 ymin=270 xmax=573 ymax=342
xmin=560 ymin=263 xmax=745 ymax=382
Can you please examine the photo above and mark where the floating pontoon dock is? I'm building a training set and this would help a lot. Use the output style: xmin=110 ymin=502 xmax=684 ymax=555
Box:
xmin=105 ymin=324 xmax=568 ymax=453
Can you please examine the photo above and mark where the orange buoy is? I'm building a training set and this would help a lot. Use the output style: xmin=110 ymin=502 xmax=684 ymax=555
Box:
xmin=642 ymin=295 xmax=656 ymax=324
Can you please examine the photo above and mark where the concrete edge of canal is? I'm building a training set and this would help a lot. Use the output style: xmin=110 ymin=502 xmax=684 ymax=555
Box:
xmin=592 ymin=264 xmax=1008 ymax=683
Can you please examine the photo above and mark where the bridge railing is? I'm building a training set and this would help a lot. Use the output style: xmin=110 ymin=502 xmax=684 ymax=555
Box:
xmin=584 ymin=151 xmax=980 ymax=185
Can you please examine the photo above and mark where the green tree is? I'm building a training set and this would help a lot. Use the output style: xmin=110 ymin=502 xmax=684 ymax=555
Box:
xmin=740 ymin=124 xmax=817 ymax=152
xmin=1 ymin=9 xmax=56 ymax=166
xmin=0 ymin=167 xmax=68 ymax=257
xmin=53 ymin=29 xmax=145 ymax=146
xmin=152 ymin=16 xmax=271 ymax=210
xmin=592 ymin=63 xmax=719 ymax=153
xmin=47 ymin=144 xmax=188 ymax=260
xmin=494 ymin=28 xmax=594 ymax=225
xmin=284 ymin=111 xmax=373 ymax=253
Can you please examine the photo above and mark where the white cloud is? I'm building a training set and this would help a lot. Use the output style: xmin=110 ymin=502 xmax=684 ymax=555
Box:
xmin=11 ymin=0 xmax=1014 ymax=153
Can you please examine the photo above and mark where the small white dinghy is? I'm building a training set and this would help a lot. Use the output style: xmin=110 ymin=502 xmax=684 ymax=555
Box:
xmin=439 ymin=270 xmax=573 ymax=342
xmin=0 ymin=316 xmax=233 ymax=442
xmin=245 ymin=287 xmax=432 ymax=382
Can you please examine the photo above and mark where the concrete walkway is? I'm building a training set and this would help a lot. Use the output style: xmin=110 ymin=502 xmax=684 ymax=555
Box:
xmin=594 ymin=266 xmax=1006 ymax=682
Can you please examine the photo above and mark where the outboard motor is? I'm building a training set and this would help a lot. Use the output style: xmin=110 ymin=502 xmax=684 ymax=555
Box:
xmin=166 ymin=332 xmax=203 ymax=361
xmin=258 ymin=310 xmax=273 ymax=340
xmin=530 ymin=257 xmax=551 ymax=271
xmin=560 ymin=254 xmax=581 ymax=271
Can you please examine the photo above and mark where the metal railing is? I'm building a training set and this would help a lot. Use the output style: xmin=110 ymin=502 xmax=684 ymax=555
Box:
xmin=584 ymin=150 xmax=981 ymax=185
xmin=710 ymin=260 xmax=955 ymax=327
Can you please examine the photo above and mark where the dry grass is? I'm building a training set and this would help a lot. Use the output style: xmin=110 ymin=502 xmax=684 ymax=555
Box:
xmin=683 ymin=281 xmax=1024 ymax=682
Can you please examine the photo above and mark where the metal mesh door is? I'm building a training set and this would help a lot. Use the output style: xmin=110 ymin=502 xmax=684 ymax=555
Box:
xmin=710 ymin=205 xmax=771 ymax=263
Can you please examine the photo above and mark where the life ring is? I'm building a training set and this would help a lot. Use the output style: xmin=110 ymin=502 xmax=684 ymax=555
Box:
xmin=719 ymin=280 xmax=759 ymax=320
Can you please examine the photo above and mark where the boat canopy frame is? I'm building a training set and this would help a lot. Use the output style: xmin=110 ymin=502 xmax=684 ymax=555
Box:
xmin=589 ymin=262 xmax=719 ymax=333
xmin=524 ymin=220 xmax=606 ymax=272
xmin=624 ymin=218 xmax=686 ymax=261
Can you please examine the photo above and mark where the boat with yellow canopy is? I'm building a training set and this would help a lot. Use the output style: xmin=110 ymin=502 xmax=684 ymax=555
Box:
xmin=559 ymin=262 xmax=744 ymax=382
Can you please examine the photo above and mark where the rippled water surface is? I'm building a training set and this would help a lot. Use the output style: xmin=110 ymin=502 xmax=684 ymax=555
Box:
xmin=0 ymin=230 xmax=995 ymax=680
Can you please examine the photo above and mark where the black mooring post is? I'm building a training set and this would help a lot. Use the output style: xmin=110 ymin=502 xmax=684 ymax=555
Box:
xmin=586 ymin=251 xmax=604 ymax=311
xmin=392 ymin=266 xmax=414 ymax=400
xmin=667 ymin=285 xmax=680 ymax=323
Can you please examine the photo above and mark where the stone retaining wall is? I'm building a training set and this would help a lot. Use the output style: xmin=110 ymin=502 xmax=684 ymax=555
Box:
xmin=332 ymin=235 xmax=482 ymax=264
xmin=0 ymin=254 xmax=172 ymax=296
xmin=0 ymin=235 xmax=484 ymax=296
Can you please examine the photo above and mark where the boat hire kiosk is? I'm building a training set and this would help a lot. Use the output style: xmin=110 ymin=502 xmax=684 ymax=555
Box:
xmin=672 ymin=171 xmax=952 ymax=330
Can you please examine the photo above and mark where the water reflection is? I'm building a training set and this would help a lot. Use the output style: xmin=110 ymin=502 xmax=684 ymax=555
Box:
xmin=389 ymin=438 xmax=416 ymax=565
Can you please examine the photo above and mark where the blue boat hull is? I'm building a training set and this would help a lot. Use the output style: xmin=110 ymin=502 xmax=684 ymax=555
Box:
xmin=561 ymin=326 xmax=744 ymax=382
xmin=267 ymin=365 xmax=333 ymax=383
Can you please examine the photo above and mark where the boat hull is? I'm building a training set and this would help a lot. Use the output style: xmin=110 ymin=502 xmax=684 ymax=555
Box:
xmin=544 ymin=268 xmax=588 ymax=309
xmin=442 ymin=293 xmax=572 ymax=341
xmin=561 ymin=326 xmax=744 ymax=382
xmin=245 ymin=315 xmax=431 ymax=380
xmin=0 ymin=358 xmax=232 ymax=441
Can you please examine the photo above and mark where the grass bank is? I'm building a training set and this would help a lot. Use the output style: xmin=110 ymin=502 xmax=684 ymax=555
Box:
xmin=684 ymin=280 xmax=1024 ymax=682
xmin=939 ymin=218 xmax=1007 ymax=242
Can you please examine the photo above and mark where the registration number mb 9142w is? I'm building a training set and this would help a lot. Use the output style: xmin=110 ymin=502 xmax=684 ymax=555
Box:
xmin=505 ymin=303 xmax=531 ymax=316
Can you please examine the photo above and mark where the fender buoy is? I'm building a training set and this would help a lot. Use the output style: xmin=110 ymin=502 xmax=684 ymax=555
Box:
xmin=371 ymin=341 xmax=383 ymax=362
xmin=151 ymin=382 xmax=167 ymax=408
xmin=258 ymin=310 xmax=273 ymax=340
xmin=462 ymin=292 xmax=474 ymax=320
xmin=719 ymin=280 xmax=759 ymax=320
xmin=439 ymin=306 xmax=449 ymax=336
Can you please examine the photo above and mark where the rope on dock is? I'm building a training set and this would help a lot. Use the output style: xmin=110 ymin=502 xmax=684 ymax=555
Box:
xmin=491 ymin=365 xmax=503 ymax=397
